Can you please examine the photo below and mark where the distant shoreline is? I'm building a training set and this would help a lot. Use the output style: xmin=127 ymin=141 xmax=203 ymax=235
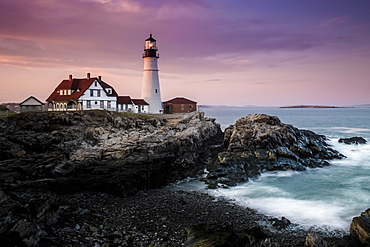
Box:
xmin=280 ymin=105 xmax=352 ymax=109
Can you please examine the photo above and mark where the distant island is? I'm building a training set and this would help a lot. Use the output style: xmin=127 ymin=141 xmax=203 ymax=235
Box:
xmin=280 ymin=105 xmax=339 ymax=108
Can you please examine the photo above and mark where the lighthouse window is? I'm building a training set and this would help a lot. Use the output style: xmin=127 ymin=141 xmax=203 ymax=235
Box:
xmin=155 ymin=89 xmax=158 ymax=93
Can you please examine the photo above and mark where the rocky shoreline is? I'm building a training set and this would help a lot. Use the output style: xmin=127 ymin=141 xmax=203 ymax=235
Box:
xmin=0 ymin=110 xmax=368 ymax=246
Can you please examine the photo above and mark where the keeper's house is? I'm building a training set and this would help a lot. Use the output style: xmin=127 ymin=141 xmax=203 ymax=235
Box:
xmin=163 ymin=97 xmax=197 ymax=114
xmin=46 ymin=73 xmax=148 ymax=113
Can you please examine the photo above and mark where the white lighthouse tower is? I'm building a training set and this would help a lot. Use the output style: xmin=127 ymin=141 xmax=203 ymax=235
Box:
xmin=141 ymin=34 xmax=163 ymax=114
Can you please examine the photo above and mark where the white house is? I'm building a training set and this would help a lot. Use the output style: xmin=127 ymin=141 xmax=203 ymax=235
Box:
xmin=46 ymin=73 xmax=149 ymax=113
xmin=46 ymin=73 xmax=118 ymax=111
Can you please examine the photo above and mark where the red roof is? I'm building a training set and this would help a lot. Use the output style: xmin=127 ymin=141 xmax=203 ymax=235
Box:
xmin=132 ymin=99 xmax=149 ymax=105
xmin=117 ymin=96 xmax=132 ymax=104
xmin=162 ymin=97 xmax=197 ymax=104
xmin=46 ymin=77 xmax=118 ymax=102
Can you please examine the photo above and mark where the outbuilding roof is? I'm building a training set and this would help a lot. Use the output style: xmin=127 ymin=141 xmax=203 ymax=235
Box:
xmin=162 ymin=97 xmax=197 ymax=104
xmin=132 ymin=99 xmax=149 ymax=105
xmin=20 ymin=96 xmax=44 ymax=106
xmin=117 ymin=96 xmax=132 ymax=104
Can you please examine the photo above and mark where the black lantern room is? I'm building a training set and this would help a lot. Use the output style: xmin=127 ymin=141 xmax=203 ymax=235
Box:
xmin=143 ymin=34 xmax=159 ymax=58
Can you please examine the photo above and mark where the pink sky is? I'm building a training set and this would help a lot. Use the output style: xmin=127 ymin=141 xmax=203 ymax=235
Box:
xmin=0 ymin=0 xmax=369 ymax=106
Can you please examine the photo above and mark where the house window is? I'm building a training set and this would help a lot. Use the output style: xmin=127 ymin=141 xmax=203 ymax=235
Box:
xmin=97 ymin=90 xmax=101 ymax=97
xmin=95 ymin=101 xmax=98 ymax=105
xmin=87 ymin=100 xmax=91 ymax=108
xmin=181 ymin=104 xmax=184 ymax=110
xmin=95 ymin=81 xmax=97 ymax=87
xmin=100 ymin=101 xmax=104 ymax=108
xmin=90 ymin=90 xmax=94 ymax=97
xmin=108 ymin=101 xmax=111 ymax=108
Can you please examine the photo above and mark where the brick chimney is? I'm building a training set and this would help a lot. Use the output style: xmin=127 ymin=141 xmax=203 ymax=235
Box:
xmin=87 ymin=73 xmax=91 ymax=79
xmin=98 ymin=76 xmax=101 ymax=80
xmin=69 ymin=74 xmax=72 ymax=81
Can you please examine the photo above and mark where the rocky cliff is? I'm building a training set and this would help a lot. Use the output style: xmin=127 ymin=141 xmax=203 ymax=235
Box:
xmin=205 ymin=113 xmax=344 ymax=188
xmin=0 ymin=110 xmax=221 ymax=196
xmin=0 ymin=110 xmax=222 ymax=246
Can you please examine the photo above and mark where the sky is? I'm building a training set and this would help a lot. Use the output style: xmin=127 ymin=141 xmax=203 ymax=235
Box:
xmin=0 ymin=0 xmax=369 ymax=106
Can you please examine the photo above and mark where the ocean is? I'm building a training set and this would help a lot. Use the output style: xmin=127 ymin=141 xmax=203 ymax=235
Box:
xmin=171 ymin=106 xmax=370 ymax=231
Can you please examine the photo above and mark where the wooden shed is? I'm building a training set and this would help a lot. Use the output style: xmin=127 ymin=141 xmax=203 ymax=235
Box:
xmin=19 ymin=96 xmax=44 ymax=112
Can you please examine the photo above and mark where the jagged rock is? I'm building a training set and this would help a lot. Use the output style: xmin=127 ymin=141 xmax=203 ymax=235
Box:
xmin=0 ymin=111 xmax=222 ymax=196
xmin=304 ymin=233 xmax=330 ymax=247
xmin=206 ymin=114 xmax=344 ymax=187
xmin=350 ymin=208 xmax=370 ymax=246
xmin=339 ymin=137 xmax=367 ymax=145
xmin=0 ymin=111 xmax=223 ymax=245
xmin=185 ymin=223 xmax=268 ymax=247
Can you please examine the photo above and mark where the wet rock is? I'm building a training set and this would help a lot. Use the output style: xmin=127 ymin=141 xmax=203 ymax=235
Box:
xmin=304 ymin=233 xmax=329 ymax=247
xmin=350 ymin=208 xmax=370 ymax=246
xmin=339 ymin=137 xmax=367 ymax=145
xmin=206 ymin=114 xmax=344 ymax=187
xmin=185 ymin=223 xmax=251 ymax=247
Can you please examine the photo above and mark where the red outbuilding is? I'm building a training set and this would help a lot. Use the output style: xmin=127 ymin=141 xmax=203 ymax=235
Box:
xmin=162 ymin=97 xmax=197 ymax=114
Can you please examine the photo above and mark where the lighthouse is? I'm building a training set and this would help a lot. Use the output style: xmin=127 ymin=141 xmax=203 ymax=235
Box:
xmin=141 ymin=34 xmax=163 ymax=114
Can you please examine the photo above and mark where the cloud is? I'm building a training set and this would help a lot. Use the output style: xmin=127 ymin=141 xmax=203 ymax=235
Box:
xmin=319 ymin=16 xmax=350 ymax=28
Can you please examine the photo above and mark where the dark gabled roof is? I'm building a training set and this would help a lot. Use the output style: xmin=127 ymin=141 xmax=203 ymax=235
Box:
xmin=162 ymin=97 xmax=197 ymax=104
xmin=132 ymin=99 xmax=149 ymax=105
xmin=145 ymin=34 xmax=156 ymax=42
xmin=117 ymin=96 xmax=132 ymax=104
xmin=20 ymin=96 xmax=44 ymax=105
xmin=46 ymin=77 xmax=118 ymax=102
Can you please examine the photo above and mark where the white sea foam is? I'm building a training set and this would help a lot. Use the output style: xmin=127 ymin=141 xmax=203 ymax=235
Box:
xmin=329 ymin=127 xmax=370 ymax=134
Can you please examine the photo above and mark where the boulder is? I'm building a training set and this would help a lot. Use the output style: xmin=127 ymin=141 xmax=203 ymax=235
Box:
xmin=304 ymin=233 xmax=329 ymax=247
xmin=339 ymin=137 xmax=367 ymax=145
xmin=350 ymin=208 xmax=370 ymax=246
xmin=206 ymin=114 xmax=344 ymax=187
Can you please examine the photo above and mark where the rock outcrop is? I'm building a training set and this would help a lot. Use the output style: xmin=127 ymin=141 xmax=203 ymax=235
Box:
xmin=350 ymin=208 xmax=370 ymax=246
xmin=339 ymin=137 xmax=367 ymax=145
xmin=0 ymin=110 xmax=222 ymax=246
xmin=206 ymin=114 xmax=344 ymax=187
xmin=0 ymin=110 xmax=221 ymax=196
